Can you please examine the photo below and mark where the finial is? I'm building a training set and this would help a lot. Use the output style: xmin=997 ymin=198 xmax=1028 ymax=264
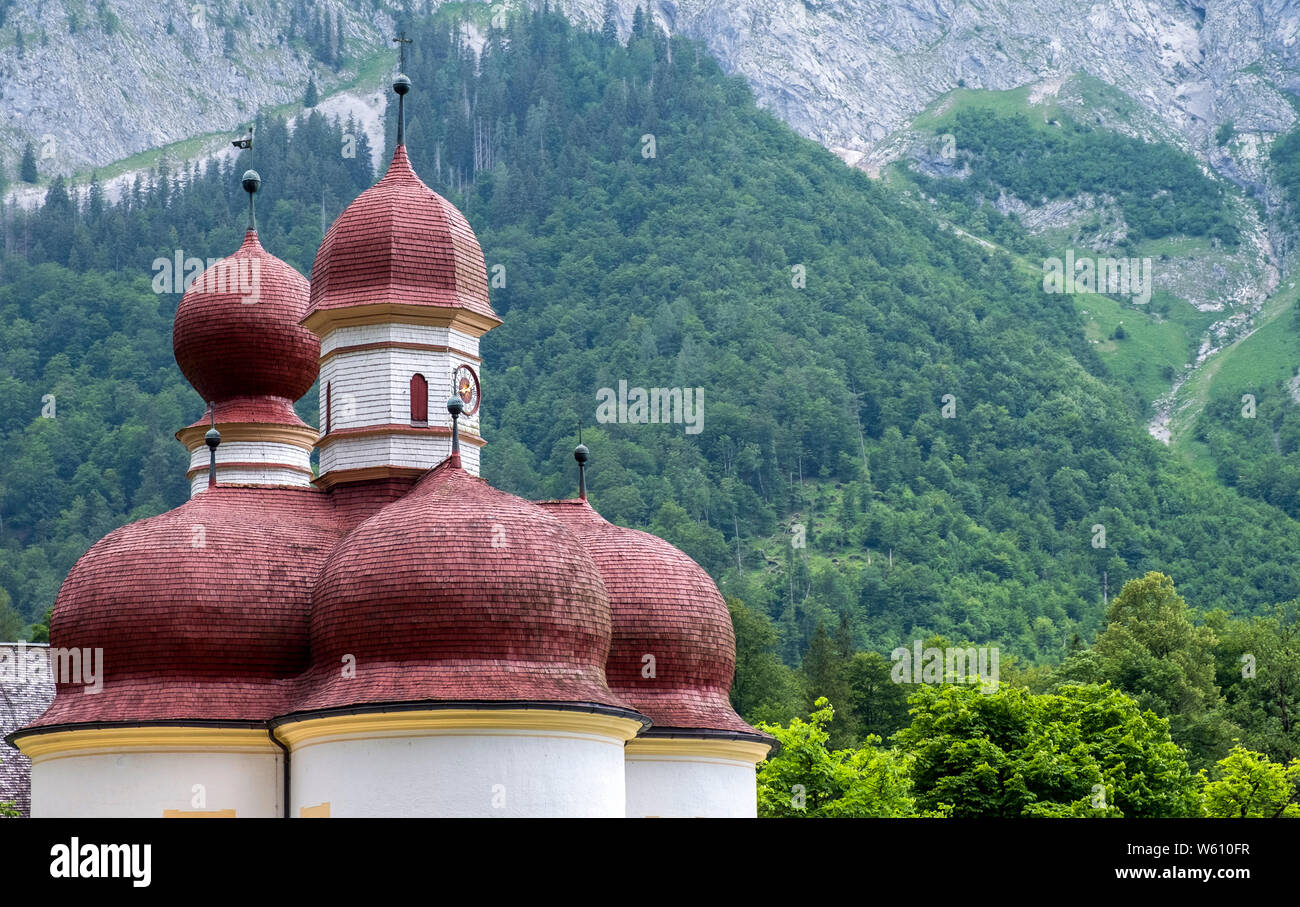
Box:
xmin=446 ymin=395 xmax=463 ymax=466
xmin=205 ymin=403 xmax=221 ymax=488
xmin=394 ymin=29 xmax=413 ymax=70
xmin=393 ymin=74 xmax=411 ymax=146
xmin=241 ymin=169 xmax=260 ymax=232
xmin=393 ymin=30 xmax=413 ymax=147
xmin=574 ymin=422 xmax=589 ymax=501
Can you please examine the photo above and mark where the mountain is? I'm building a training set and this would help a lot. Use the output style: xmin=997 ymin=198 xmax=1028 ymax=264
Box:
xmin=560 ymin=1 xmax=1299 ymax=175
xmin=4 ymin=7 xmax=1300 ymax=682
xmin=8 ymin=1 xmax=1300 ymax=451
xmin=0 ymin=0 xmax=399 ymax=177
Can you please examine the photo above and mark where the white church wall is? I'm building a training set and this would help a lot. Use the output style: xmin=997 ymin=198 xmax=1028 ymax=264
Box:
xmin=30 ymin=749 xmax=281 ymax=818
xmin=318 ymin=434 xmax=481 ymax=476
xmin=186 ymin=440 xmax=314 ymax=496
xmin=287 ymin=716 xmax=631 ymax=817
xmin=190 ymin=466 xmax=314 ymax=497
xmin=624 ymin=741 xmax=766 ymax=818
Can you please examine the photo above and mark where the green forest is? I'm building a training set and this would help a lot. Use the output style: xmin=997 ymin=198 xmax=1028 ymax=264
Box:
xmin=916 ymin=108 xmax=1240 ymax=247
xmin=1 ymin=5 xmax=1298 ymax=816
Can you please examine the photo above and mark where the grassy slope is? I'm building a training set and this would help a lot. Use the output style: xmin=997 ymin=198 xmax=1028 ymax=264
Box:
xmin=898 ymin=81 xmax=1278 ymax=429
xmin=1171 ymin=279 xmax=1300 ymax=473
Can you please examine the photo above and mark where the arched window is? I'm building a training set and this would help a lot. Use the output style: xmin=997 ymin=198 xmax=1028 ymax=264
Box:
xmin=325 ymin=381 xmax=332 ymax=434
xmin=410 ymin=373 xmax=428 ymax=423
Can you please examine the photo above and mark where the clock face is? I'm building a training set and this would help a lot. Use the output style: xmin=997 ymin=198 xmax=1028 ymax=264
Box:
xmin=454 ymin=364 xmax=480 ymax=416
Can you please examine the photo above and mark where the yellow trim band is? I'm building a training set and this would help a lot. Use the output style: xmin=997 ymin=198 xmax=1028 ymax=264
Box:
xmin=303 ymin=304 xmax=501 ymax=338
xmin=177 ymin=422 xmax=320 ymax=450
xmin=274 ymin=708 xmax=644 ymax=749
xmin=16 ymin=727 xmax=279 ymax=762
xmin=625 ymin=737 xmax=771 ymax=765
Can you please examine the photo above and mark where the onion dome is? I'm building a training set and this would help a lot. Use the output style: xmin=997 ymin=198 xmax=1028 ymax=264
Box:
xmin=303 ymin=144 xmax=498 ymax=330
xmin=290 ymin=459 xmax=640 ymax=719
xmin=22 ymin=488 xmax=342 ymax=730
xmin=539 ymin=499 xmax=769 ymax=741
xmin=173 ymin=229 xmax=320 ymax=406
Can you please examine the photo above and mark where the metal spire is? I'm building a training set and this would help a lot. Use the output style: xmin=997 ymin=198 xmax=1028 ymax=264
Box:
xmin=205 ymin=403 xmax=221 ymax=488
xmin=241 ymin=169 xmax=260 ymax=232
xmin=574 ymin=421 xmax=589 ymax=501
xmin=393 ymin=31 xmax=412 ymax=146
xmin=446 ymin=394 xmax=463 ymax=464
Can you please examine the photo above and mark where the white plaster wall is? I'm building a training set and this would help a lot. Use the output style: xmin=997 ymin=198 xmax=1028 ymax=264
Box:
xmin=319 ymin=348 xmax=397 ymax=429
xmin=386 ymin=348 xmax=482 ymax=434
xmin=30 ymin=750 xmax=281 ymax=818
xmin=320 ymin=348 xmax=481 ymax=435
xmin=187 ymin=441 xmax=312 ymax=473
xmin=625 ymin=754 xmax=759 ymax=818
xmin=318 ymin=434 xmax=481 ymax=476
xmin=291 ymin=730 xmax=624 ymax=817
xmin=190 ymin=466 xmax=314 ymax=497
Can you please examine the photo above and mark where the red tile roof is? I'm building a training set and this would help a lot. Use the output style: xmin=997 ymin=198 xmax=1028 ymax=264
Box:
xmin=173 ymin=230 xmax=320 ymax=404
xmin=288 ymin=461 xmax=633 ymax=716
xmin=538 ymin=500 xmax=769 ymax=740
xmin=306 ymin=145 xmax=497 ymax=323
xmin=28 ymin=487 xmax=343 ymax=726
xmin=16 ymin=146 xmax=758 ymax=745
xmin=182 ymin=396 xmax=310 ymax=430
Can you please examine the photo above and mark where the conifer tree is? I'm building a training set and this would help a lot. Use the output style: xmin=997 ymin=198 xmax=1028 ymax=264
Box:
xmin=601 ymin=0 xmax=618 ymax=43
xmin=20 ymin=141 xmax=37 ymax=183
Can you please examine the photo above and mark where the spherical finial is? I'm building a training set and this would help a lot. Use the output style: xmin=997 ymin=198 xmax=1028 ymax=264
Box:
xmin=205 ymin=426 xmax=221 ymax=449
xmin=241 ymin=169 xmax=261 ymax=195
xmin=393 ymin=74 xmax=411 ymax=96
xmin=574 ymin=443 xmax=589 ymax=463
xmin=446 ymin=395 xmax=463 ymax=418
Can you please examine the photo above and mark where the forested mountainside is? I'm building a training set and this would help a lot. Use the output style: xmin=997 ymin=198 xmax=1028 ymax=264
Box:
xmin=3 ymin=4 xmax=1299 ymax=816
xmin=1 ymin=6 xmax=1297 ymax=649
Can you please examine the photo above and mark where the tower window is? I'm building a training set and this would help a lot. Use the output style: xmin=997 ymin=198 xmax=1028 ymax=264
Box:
xmin=410 ymin=373 xmax=428 ymax=424
xmin=325 ymin=381 xmax=332 ymax=434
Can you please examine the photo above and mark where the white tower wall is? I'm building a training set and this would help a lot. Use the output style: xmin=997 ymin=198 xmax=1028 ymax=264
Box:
xmin=282 ymin=709 xmax=641 ymax=818
xmin=25 ymin=730 xmax=282 ymax=818
xmin=317 ymin=323 xmax=484 ymax=478
xmin=624 ymin=738 xmax=769 ymax=818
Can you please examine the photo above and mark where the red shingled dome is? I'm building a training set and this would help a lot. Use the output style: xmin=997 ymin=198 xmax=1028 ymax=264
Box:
xmin=540 ymin=500 xmax=767 ymax=739
xmin=306 ymin=145 xmax=497 ymax=323
xmin=291 ymin=460 xmax=636 ymax=716
xmin=31 ymin=487 xmax=343 ymax=728
xmin=173 ymin=230 xmax=319 ymax=404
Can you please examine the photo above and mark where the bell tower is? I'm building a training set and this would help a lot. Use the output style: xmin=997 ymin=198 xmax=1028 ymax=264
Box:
xmin=303 ymin=59 xmax=499 ymax=484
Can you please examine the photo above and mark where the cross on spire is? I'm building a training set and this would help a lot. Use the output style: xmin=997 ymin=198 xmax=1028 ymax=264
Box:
xmin=392 ymin=31 xmax=414 ymax=146
xmin=393 ymin=30 xmax=412 ymax=72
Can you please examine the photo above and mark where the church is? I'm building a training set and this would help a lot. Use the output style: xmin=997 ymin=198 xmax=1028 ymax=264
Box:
xmin=5 ymin=73 xmax=773 ymax=818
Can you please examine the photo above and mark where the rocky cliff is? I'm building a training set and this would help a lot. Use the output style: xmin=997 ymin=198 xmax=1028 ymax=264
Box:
xmin=0 ymin=0 xmax=396 ymax=178
xmin=560 ymin=0 xmax=1300 ymax=174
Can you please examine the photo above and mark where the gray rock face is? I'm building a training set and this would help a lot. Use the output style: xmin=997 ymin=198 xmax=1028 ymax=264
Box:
xmin=7 ymin=0 xmax=1300 ymax=185
xmin=554 ymin=0 xmax=1300 ymax=439
xmin=557 ymin=0 xmax=1300 ymax=172
xmin=0 ymin=0 xmax=396 ymax=177
xmin=0 ymin=643 xmax=54 ymax=817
